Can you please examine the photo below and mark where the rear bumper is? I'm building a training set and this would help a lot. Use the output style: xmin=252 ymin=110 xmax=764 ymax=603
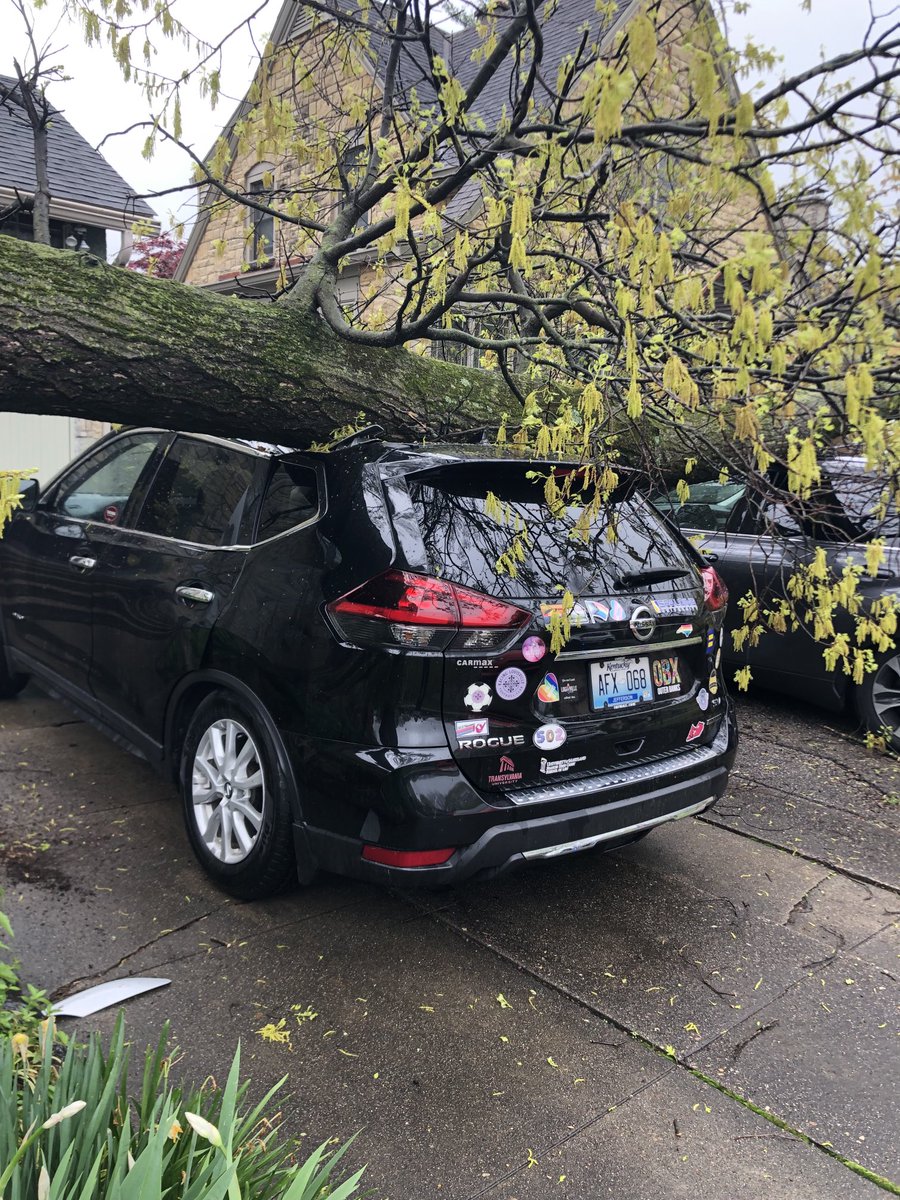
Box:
xmin=298 ymin=710 xmax=736 ymax=887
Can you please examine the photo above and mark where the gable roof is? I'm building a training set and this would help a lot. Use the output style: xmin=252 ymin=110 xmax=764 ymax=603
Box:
xmin=391 ymin=0 xmax=633 ymax=124
xmin=0 ymin=75 xmax=156 ymax=229
xmin=176 ymin=0 xmax=639 ymax=283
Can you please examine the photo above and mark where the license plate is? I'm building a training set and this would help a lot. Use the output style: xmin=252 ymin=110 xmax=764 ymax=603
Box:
xmin=590 ymin=656 xmax=653 ymax=710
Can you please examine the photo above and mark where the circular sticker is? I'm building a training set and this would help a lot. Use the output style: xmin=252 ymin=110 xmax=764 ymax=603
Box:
xmin=464 ymin=683 xmax=493 ymax=712
xmin=533 ymin=723 xmax=567 ymax=750
xmin=715 ymin=648 xmax=721 ymax=669
xmin=697 ymin=687 xmax=710 ymax=712
xmin=522 ymin=636 xmax=546 ymax=663
xmin=496 ymin=667 xmax=527 ymax=701
xmin=103 ymin=504 xmax=119 ymax=524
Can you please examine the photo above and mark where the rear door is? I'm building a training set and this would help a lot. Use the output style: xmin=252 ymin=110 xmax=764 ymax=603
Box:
xmin=404 ymin=463 xmax=723 ymax=795
xmin=665 ymin=482 xmax=825 ymax=682
xmin=86 ymin=436 xmax=266 ymax=749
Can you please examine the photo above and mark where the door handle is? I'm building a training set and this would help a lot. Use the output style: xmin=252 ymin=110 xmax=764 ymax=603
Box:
xmin=69 ymin=555 xmax=97 ymax=571
xmin=175 ymin=585 xmax=215 ymax=605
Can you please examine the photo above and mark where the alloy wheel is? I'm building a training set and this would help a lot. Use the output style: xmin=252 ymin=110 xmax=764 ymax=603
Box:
xmin=870 ymin=653 xmax=900 ymax=742
xmin=191 ymin=718 xmax=265 ymax=863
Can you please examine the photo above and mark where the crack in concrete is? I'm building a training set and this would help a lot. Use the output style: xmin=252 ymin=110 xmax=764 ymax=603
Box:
xmin=733 ymin=768 xmax=897 ymax=822
xmin=698 ymin=813 xmax=900 ymax=897
xmin=786 ymin=875 xmax=832 ymax=926
xmin=61 ymin=892 xmax=380 ymax=990
xmin=730 ymin=1018 xmax=780 ymax=1062
xmin=737 ymin=731 xmax=892 ymax=795
xmin=420 ymin=902 xmax=900 ymax=1198
xmin=0 ymin=718 xmax=83 ymax=734
xmin=457 ymin=1063 xmax=677 ymax=1200
xmin=677 ymin=944 xmax=738 ymax=999
xmin=50 ymin=902 xmax=231 ymax=999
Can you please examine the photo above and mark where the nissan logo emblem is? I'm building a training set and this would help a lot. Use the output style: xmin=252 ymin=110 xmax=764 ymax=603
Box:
xmin=630 ymin=604 xmax=656 ymax=641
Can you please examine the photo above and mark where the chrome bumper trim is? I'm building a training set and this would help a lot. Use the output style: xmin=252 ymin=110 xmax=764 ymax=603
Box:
xmin=522 ymin=796 xmax=716 ymax=859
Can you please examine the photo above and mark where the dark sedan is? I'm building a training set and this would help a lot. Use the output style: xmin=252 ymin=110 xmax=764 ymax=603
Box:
xmin=656 ymin=457 xmax=900 ymax=748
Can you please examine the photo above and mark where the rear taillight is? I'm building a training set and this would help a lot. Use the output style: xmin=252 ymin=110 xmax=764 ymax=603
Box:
xmin=362 ymin=845 xmax=456 ymax=868
xmin=700 ymin=565 xmax=728 ymax=611
xmin=326 ymin=569 xmax=531 ymax=652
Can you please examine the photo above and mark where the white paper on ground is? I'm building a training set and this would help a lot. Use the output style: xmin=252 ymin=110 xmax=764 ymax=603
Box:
xmin=49 ymin=977 xmax=171 ymax=1018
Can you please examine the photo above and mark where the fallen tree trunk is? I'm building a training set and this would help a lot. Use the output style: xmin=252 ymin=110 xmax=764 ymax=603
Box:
xmin=0 ymin=236 xmax=517 ymax=445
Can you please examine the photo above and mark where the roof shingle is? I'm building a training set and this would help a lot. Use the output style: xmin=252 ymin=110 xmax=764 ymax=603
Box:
xmin=0 ymin=75 xmax=156 ymax=223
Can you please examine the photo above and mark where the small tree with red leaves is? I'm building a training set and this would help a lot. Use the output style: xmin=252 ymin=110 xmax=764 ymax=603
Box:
xmin=127 ymin=232 xmax=186 ymax=279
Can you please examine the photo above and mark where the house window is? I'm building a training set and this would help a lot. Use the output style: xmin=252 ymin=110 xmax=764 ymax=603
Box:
xmin=336 ymin=271 xmax=360 ymax=313
xmin=246 ymin=162 xmax=276 ymax=268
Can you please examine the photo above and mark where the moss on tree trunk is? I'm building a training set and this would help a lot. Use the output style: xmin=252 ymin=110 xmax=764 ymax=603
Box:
xmin=0 ymin=237 xmax=518 ymax=445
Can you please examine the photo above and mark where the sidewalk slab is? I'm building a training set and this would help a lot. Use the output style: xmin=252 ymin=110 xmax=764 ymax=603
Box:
xmin=69 ymin=891 xmax=669 ymax=1200
xmin=482 ymin=1064 xmax=885 ymax=1200
xmin=423 ymin=817 xmax=896 ymax=1055
xmin=690 ymin=953 xmax=899 ymax=1184
xmin=705 ymin=776 xmax=900 ymax=892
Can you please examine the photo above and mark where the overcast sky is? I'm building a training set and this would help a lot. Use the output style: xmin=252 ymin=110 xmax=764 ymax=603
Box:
xmin=0 ymin=0 xmax=891 ymax=232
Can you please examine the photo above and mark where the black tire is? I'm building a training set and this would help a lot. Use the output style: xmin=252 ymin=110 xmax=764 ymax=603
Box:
xmin=179 ymin=690 xmax=298 ymax=899
xmin=0 ymin=636 xmax=28 ymax=700
xmin=855 ymin=651 xmax=900 ymax=753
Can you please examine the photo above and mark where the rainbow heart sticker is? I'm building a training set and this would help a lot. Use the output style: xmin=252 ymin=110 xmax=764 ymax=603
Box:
xmin=537 ymin=672 xmax=560 ymax=703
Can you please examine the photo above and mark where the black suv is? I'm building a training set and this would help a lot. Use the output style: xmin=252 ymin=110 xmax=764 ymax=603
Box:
xmin=0 ymin=429 xmax=737 ymax=897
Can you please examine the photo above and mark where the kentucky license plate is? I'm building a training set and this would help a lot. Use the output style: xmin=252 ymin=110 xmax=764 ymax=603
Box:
xmin=590 ymin=656 xmax=654 ymax=710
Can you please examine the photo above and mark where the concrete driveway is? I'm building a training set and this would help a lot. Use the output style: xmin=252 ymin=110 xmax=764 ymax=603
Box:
xmin=1 ymin=685 xmax=897 ymax=1199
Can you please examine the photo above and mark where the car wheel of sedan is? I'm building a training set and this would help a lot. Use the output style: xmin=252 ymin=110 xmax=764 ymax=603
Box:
xmin=855 ymin=652 xmax=900 ymax=752
xmin=180 ymin=691 xmax=297 ymax=899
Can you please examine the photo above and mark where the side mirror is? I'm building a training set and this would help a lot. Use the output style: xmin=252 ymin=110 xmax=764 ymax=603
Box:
xmin=18 ymin=478 xmax=40 ymax=512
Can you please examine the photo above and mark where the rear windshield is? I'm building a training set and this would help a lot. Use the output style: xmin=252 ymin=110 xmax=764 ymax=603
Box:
xmin=407 ymin=464 xmax=696 ymax=598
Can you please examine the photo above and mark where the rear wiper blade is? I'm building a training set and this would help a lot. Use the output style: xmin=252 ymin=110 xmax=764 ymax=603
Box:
xmin=618 ymin=568 xmax=691 ymax=588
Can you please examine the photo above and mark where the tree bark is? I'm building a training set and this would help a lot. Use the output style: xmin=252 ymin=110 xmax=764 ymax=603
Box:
xmin=0 ymin=236 xmax=518 ymax=446
xmin=30 ymin=125 xmax=51 ymax=247
xmin=11 ymin=64 xmax=52 ymax=247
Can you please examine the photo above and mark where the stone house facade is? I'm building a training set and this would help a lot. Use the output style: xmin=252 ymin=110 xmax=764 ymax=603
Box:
xmin=176 ymin=0 xmax=764 ymax=353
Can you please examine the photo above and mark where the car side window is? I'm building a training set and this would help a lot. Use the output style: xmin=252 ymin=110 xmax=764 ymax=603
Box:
xmin=135 ymin=438 xmax=258 ymax=547
xmin=740 ymin=494 xmax=803 ymax=538
xmin=53 ymin=433 xmax=163 ymax=525
xmin=661 ymin=482 xmax=747 ymax=532
xmin=256 ymin=462 xmax=319 ymax=541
